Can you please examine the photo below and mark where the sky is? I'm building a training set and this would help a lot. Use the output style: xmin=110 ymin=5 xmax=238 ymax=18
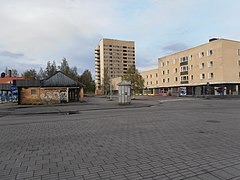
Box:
xmin=0 ymin=0 xmax=240 ymax=76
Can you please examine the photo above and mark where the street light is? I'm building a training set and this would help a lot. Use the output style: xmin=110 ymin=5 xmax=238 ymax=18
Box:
xmin=109 ymin=69 xmax=113 ymax=101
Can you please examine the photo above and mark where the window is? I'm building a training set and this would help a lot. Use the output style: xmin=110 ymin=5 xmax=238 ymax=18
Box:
xmin=207 ymin=50 xmax=213 ymax=56
xmin=162 ymin=70 xmax=165 ymax=75
xmin=174 ymin=68 xmax=178 ymax=73
xmin=150 ymin=81 xmax=152 ymax=85
xmin=200 ymin=63 xmax=205 ymax=69
xmin=167 ymin=78 xmax=170 ymax=83
xmin=173 ymin=59 xmax=177 ymax=64
xmin=208 ymin=61 xmax=213 ymax=67
xmin=189 ymin=65 xmax=193 ymax=70
xmin=156 ymin=73 xmax=158 ymax=77
xmin=161 ymin=62 xmax=165 ymax=67
xmin=156 ymin=81 xmax=158 ymax=84
xmin=166 ymin=61 xmax=169 ymax=66
xmin=166 ymin=70 xmax=169 ymax=74
xmin=200 ymin=74 xmax=205 ymax=79
xmin=175 ymin=77 xmax=178 ymax=82
xmin=162 ymin=79 xmax=165 ymax=83
xmin=180 ymin=56 xmax=188 ymax=62
xmin=146 ymin=75 xmax=148 ymax=79
xmin=146 ymin=82 xmax=148 ymax=85
xmin=208 ymin=73 xmax=214 ymax=79
xmin=31 ymin=89 xmax=37 ymax=95
xmin=150 ymin=74 xmax=152 ymax=78
xmin=180 ymin=66 xmax=188 ymax=72
xmin=181 ymin=76 xmax=188 ymax=81
xmin=238 ymin=60 xmax=240 ymax=66
xmin=191 ymin=75 xmax=193 ymax=80
xmin=238 ymin=49 xmax=240 ymax=56
xmin=199 ymin=52 xmax=205 ymax=58
xmin=189 ymin=55 xmax=193 ymax=60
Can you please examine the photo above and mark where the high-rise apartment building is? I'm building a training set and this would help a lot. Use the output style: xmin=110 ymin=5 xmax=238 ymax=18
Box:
xmin=141 ymin=38 xmax=240 ymax=96
xmin=95 ymin=38 xmax=135 ymax=94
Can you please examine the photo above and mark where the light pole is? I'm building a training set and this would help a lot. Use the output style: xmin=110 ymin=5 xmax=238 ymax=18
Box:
xmin=109 ymin=69 xmax=113 ymax=101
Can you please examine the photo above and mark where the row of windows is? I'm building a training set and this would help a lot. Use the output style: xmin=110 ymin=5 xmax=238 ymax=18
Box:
xmin=104 ymin=52 xmax=135 ymax=56
xmin=199 ymin=50 xmax=213 ymax=58
xmin=147 ymin=72 xmax=240 ymax=83
xmin=161 ymin=61 xmax=214 ymax=75
xmin=103 ymin=44 xmax=135 ymax=49
xmin=104 ymin=56 xmax=135 ymax=60
xmin=104 ymin=48 xmax=135 ymax=53
xmin=160 ymin=49 xmax=214 ymax=67
xmin=104 ymin=62 xmax=135 ymax=67
xmin=146 ymin=73 xmax=158 ymax=78
xmin=146 ymin=73 xmax=215 ymax=85
xmin=199 ymin=61 xmax=213 ymax=68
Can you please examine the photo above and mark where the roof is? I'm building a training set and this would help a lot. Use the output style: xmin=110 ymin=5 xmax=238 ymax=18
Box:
xmin=118 ymin=81 xmax=131 ymax=86
xmin=158 ymin=38 xmax=240 ymax=60
xmin=14 ymin=80 xmax=41 ymax=87
xmin=13 ymin=71 xmax=85 ymax=88
xmin=42 ymin=71 xmax=85 ymax=87
xmin=0 ymin=77 xmax=24 ymax=84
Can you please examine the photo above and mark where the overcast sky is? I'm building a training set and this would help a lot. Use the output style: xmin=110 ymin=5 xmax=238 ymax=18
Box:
xmin=0 ymin=0 xmax=240 ymax=76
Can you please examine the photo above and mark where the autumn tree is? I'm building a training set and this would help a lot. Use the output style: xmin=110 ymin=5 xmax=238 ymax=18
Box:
xmin=122 ymin=65 xmax=144 ymax=96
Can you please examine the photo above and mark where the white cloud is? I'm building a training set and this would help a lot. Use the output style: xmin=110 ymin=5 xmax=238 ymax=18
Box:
xmin=0 ymin=0 xmax=240 ymax=74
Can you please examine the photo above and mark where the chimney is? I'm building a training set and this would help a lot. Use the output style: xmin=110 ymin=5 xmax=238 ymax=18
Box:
xmin=8 ymin=70 xmax=12 ymax=77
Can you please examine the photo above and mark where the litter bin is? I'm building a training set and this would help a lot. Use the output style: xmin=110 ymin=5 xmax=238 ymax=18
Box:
xmin=118 ymin=81 xmax=131 ymax=105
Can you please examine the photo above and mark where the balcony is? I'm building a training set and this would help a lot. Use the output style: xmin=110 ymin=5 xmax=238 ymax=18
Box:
xmin=180 ymin=71 xmax=188 ymax=75
xmin=180 ymin=80 xmax=189 ymax=84
xmin=180 ymin=61 xmax=188 ymax=66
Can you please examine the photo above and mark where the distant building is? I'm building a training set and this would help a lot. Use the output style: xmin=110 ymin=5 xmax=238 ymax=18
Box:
xmin=0 ymin=70 xmax=24 ymax=102
xmin=95 ymin=38 xmax=135 ymax=94
xmin=141 ymin=38 xmax=240 ymax=96
xmin=0 ymin=70 xmax=24 ymax=84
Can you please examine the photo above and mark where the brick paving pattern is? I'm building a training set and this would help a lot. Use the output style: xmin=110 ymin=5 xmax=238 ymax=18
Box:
xmin=0 ymin=98 xmax=240 ymax=179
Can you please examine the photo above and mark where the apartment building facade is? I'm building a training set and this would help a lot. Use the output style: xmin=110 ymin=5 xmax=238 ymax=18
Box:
xmin=141 ymin=38 xmax=240 ymax=96
xmin=95 ymin=38 xmax=135 ymax=94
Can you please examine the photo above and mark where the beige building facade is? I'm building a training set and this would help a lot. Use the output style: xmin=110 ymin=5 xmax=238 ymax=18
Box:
xmin=95 ymin=38 xmax=135 ymax=94
xmin=141 ymin=38 xmax=240 ymax=96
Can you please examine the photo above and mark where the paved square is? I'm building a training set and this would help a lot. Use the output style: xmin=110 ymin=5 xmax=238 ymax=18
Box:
xmin=0 ymin=97 xmax=240 ymax=179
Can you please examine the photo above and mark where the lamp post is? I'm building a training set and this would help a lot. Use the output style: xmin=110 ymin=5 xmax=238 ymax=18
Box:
xmin=109 ymin=69 xmax=113 ymax=101
xmin=206 ymin=82 xmax=210 ymax=98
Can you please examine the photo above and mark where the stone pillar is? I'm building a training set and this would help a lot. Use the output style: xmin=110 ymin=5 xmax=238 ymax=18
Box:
xmin=80 ymin=87 xmax=84 ymax=102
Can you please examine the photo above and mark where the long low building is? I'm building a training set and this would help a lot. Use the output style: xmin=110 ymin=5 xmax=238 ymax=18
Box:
xmin=141 ymin=38 xmax=240 ymax=96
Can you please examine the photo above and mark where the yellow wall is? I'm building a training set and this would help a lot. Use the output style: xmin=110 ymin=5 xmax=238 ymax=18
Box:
xmin=141 ymin=39 xmax=240 ymax=91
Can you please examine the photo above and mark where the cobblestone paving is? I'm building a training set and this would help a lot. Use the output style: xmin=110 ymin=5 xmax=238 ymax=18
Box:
xmin=1 ymin=99 xmax=240 ymax=179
